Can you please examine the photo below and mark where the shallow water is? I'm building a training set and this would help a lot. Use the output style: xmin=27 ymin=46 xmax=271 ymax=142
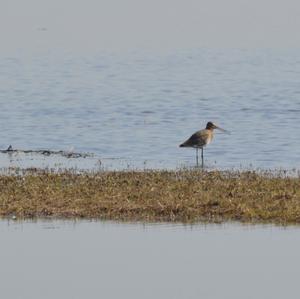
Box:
xmin=0 ymin=48 xmax=300 ymax=170
xmin=1 ymin=220 xmax=300 ymax=299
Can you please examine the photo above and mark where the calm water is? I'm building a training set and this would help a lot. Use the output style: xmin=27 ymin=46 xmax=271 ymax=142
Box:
xmin=0 ymin=48 xmax=300 ymax=170
xmin=0 ymin=220 xmax=299 ymax=299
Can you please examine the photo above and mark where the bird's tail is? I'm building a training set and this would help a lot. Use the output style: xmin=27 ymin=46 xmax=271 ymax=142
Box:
xmin=179 ymin=143 xmax=186 ymax=147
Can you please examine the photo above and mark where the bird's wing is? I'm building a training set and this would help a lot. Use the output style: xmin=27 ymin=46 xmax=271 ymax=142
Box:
xmin=182 ymin=129 xmax=209 ymax=147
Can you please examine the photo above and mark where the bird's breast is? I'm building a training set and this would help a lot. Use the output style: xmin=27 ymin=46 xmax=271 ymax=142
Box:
xmin=205 ymin=134 xmax=213 ymax=145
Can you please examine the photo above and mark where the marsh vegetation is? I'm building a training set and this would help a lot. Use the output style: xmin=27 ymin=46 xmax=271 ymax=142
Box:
xmin=0 ymin=169 xmax=299 ymax=224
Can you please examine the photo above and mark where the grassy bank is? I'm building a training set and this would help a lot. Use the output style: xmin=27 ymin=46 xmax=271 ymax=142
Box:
xmin=0 ymin=169 xmax=299 ymax=224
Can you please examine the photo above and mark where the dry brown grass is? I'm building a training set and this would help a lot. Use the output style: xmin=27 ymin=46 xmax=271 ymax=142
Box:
xmin=0 ymin=169 xmax=299 ymax=224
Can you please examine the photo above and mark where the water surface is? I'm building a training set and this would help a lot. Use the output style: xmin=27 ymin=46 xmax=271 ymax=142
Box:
xmin=1 ymin=220 xmax=299 ymax=299
xmin=0 ymin=48 xmax=299 ymax=170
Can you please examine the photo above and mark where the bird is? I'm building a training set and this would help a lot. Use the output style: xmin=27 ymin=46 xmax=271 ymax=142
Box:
xmin=179 ymin=122 xmax=227 ymax=167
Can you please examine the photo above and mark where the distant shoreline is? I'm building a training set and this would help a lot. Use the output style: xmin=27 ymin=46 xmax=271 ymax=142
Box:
xmin=1 ymin=169 xmax=299 ymax=225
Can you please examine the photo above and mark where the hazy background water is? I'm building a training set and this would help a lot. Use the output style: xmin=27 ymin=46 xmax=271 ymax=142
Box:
xmin=0 ymin=48 xmax=299 ymax=170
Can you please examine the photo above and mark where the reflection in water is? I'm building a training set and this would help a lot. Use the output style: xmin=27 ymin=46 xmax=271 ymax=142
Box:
xmin=0 ymin=220 xmax=299 ymax=299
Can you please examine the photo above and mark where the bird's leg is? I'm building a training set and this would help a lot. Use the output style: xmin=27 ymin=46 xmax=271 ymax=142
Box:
xmin=196 ymin=148 xmax=199 ymax=167
xmin=201 ymin=148 xmax=204 ymax=168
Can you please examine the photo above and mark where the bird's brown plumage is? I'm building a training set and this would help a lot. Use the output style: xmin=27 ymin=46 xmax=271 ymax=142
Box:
xmin=179 ymin=129 xmax=213 ymax=148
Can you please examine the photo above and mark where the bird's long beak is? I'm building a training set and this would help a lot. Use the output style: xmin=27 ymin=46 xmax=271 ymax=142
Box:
xmin=214 ymin=125 xmax=230 ymax=134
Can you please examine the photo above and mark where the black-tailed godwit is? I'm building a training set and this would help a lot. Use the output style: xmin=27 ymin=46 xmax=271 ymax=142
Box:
xmin=180 ymin=122 xmax=227 ymax=167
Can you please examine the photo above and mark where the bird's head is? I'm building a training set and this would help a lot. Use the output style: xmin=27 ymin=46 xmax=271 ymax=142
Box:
xmin=206 ymin=122 xmax=228 ymax=133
